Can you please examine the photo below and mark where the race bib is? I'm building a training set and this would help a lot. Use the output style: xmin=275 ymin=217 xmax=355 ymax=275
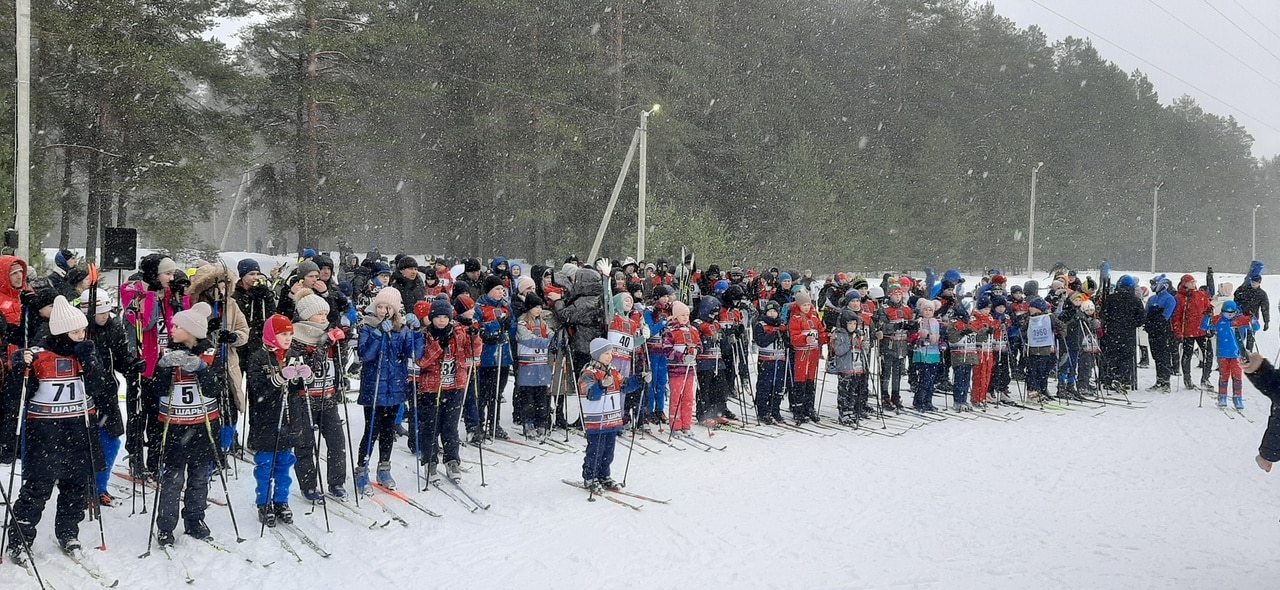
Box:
xmin=29 ymin=377 xmax=91 ymax=419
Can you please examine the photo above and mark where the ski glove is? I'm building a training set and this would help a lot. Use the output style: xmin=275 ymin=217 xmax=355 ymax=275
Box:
xmin=159 ymin=350 xmax=206 ymax=373
xmin=73 ymin=341 xmax=97 ymax=369
xmin=405 ymin=314 xmax=421 ymax=329
xmin=380 ymin=319 xmax=393 ymax=333
xmin=641 ymin=371 xmax=652 ymax=384
xmin=216 ymin=330 xmax=239 ymax=344
xmin=600 ymin=375 xmax=615 ymax=389
xmin=326 ymin=328 xmax=347 ymax=343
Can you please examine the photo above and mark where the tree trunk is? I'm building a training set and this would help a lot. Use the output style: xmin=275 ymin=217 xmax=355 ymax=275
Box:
xmin=58 ymin=151 xmax=74 ymax=249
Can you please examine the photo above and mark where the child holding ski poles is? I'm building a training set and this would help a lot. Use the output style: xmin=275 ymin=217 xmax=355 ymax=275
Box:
xmin=831 ymin=307 xmax=871 ymax=424
xmin=415 ymin=299 xmax=481 ymax=483
xmin=288 ymin=292 xmax=349 ymax=501
xmin=246 ymin=314 xmax=306 ymax=526
xmin=356 ymin=287 xmax=416 ymax=495
xmin=1203 ymin=301 xmax=1259 ymax=409
xmin=5 ymin=296 xmax=112 ymax=559
xmin=146 ymin=301 xmax=222 ymax=547
xmin=754 ymin=300 xmax=788 ymax=425
xmin=662 ymin=301 xmax=701 ymax=436
xmin=579 ymin=338 xmax=626 ymax=493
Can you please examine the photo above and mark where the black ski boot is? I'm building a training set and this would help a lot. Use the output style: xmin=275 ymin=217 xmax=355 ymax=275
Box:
xmin=185 ymin=519 xmax=211 ymax=540
xmin=273 ymin=502 xmax=294 ymax=525
xmin=258 ymin=504 xmax=277 ymax=528
xmin=157 ymin=530 xmax=176 ymax=547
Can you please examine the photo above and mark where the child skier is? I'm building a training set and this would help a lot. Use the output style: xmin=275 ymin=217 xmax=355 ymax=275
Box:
xmin=911 ymin=299 xmax=943 ymax=411
xmin=149 ymin=301 xmax=222 ymax=546
xmin=1203 ymin=301 xmax=1259 ymax=409
xmin=579 ymin=338 xmax=626 ymax=492
xmin=357 ymin=287 xmax=417 ymax=494
xmin=754 ymin=300 xmax=788 ymax=424
xmin=694 ymin=296 xmax=728 ymax=425
xmin=5 ymin=296 xmax=112 ymax=559
xmin=288 ymin=292 xmax=349 ymax=501
xmin=515 ymin=294 xmax=555 ymax=436
xmin=415 ymin=298 xmax=481 ymax=482
xmin=788 ymin=291 xmax=827 ymax=423
xmin=246 ymin=314 xmax=305 ymax=526
xmin=948 ymin=312 xmax=979 ymax=411
xmin=831 ymin=307 xmax=871 ymax=424
xmin=1022 ymin=298 xmax=1064 ymax=403
xmin=662 ymin=301 xmax=701 ymax=435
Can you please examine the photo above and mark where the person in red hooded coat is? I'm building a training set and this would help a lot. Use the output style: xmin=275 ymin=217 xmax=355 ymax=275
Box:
xmin=1171 ymin=274 xmax=1213 ymax=389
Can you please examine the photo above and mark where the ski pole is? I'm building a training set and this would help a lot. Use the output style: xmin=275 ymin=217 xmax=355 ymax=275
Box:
xmin=78 ymin=371 xmax=108 ymax=551
xmin=199 ymin=378 xmax=246 ymax=542
xmin=301 ymin=387 xmax=330 ymax=531
xmin=260 ymin=377 xmax=291 ymax=537
xmin=463 ymin=361 xmax=486 ymax=487
xmin=0 ymin=476 xmax=46 ymax=588
xmin=337 ymin=345 xmax=362 ymax=507
xmin=139 ymin=414 xmax=172 ymax=558
xmin=1 ymin=362 xmax=31 ymax=556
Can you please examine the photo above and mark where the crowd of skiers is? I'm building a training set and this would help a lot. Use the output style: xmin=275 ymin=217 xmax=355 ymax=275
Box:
xmin=1 ymin=248 xmax=1278 ymax=563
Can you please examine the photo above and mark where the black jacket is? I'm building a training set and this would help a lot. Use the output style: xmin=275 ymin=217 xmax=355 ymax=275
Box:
xmin=1245 ymin=360 xmax=1280 ymax=462
xmin=244 ymin=347 xmax=305 ymax=453
xmin=234 ymin=281 xmax=278 ymax=351
xmin=1100 ymin=287 xmax=1145 ymax=345
xmin=1234 ymin=284 xmax=1270 ymax=326
xmin=390 ymin=273 xmax=426 ymax=310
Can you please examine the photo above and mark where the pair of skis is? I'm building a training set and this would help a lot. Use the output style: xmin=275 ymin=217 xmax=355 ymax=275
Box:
xmin=560 ymin=479 xmax=670 ymax=511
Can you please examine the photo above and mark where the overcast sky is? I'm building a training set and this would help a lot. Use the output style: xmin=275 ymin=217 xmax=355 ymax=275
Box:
xmin=990 ymin=0 xmax=1279 ymax=159
xmin=210 ymin=1 xmax=1279 ymax=159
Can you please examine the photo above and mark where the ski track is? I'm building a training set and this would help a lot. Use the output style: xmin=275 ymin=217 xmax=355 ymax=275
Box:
xmin=2 ymin=270 xmax=1278 ymax=589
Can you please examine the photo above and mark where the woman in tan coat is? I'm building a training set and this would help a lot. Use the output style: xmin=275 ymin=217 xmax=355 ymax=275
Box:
xmin=189 ymin=264 xmax=251 ymax=455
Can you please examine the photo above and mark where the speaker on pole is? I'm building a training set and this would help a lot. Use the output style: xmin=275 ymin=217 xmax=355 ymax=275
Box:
xmin=102 ymin=227 xmax=137 ymax=271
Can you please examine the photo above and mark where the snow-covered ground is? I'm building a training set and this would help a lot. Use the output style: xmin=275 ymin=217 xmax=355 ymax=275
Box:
xmin=2 ymin=270 xmax=1278 ymax=589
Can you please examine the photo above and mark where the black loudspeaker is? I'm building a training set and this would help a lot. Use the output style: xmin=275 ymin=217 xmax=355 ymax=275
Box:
xmin=102 ymin=227 xmax=138 ymax=271
xmin=3 ymin=229 xmax=17 ymax=250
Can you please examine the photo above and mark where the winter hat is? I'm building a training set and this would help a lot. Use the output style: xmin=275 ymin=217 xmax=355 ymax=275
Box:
xmin=397 ymin=256 xmax=419 ymax=271
xmin=1117 ymin=275 xmax=1137 ymax=290
xmin=314 ymin=254 xmax=334 ymax=272
xmin=373 ymin=261 xmax=392 ymax=276
xmin=991 ymin=274 xmax=1007 ymax=286
xmin=429 ymin=298 xmax=454 ymax=320
xmin=454 ymin=293 xmax=476 ymax=314
xmin=612 ymin=292 xmax=632 ymax=315
xmin=851 ymin=277 xmax=869 ymax=290
xmin=422 ymin=267 xmax=438 ymax=282
xmin=977 ymin=295 xmax=991 ymax=310
xmin=237 ymin=258 xmax=261 ymax=279
xmin=156 ymin=257 xmax=178 ymax=276
xmin=295 ymin=292 xmax=330 ymax=321
xmin=29 ymin=287 xmax=59 ymax=312
xmin=523 ymin=293 xmax=545 ymax=311
xmin=778 ymin=272 xmax=792 ymax=282
xmin=1029 ymin=298 xmax=1049 ymax=313
xmin=370 ymin=286 xmax=402 ymax=313
xmin=653 ymin=285 xmax=675 ymax=299
xmin=869 ymin=286 xmax=885 ymax=299
xmin=794 ymin=290 xmax=812 ymax=306
xmin=888 ymin=282 xmax=906 ymax=295
xmin=761 ymin=300 xmax=781 ymax=314
xmin=296 ymin=260 xmax=320 ymax=278
xmin=516 ymin=275 xmax=536 ymax=295
xmin=1081 ymin=301 xmax=1096 ymax=314
xmin=172 ymin=302 xmax=213 ymax=340
xmin=672 ymin=301 xmax=691 ymax=318
xmin=1223 ymin=301 xmax=1240 ymax=314
xmin=842 ymin=291 xmax=864 ymax=306
xmin=990 ymin=295 xmax=1008 ymax=310
xmin=302 ymin=248 xmax=317 ymax=260
xmin=65 ymin=267 xmax=89 ymax=289
xmin=838 ymin=308 xmax=860 ymax=326
xmin=464 ymin=258 xmax=483 ymax=273
xmin=714 ymin=280 xmax=730 ymax=296
xmin=589 ymin=337 xmax=613 ymax=361
xmin=48 ymin=295 xmax=87 ymax=335
xmin=76 ymin=288 xmax=115 ymax=315
xmin=482 ymin=274 xmax=506 ymax=296
xmin=54 ymin=249 xmax=76 ymax=271
xmin=1010 ymin=285 xmax=1023 ymax=295
xmin=263 ymin=313 xmax=294 ymax=349
xmin=916 ymin=299 xmax=935 ymax=313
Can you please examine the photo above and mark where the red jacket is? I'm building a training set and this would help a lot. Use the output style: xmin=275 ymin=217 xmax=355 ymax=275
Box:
xmin=416 ymin=323 xmax=482 ymax=393
xmin=1171 ymin=285 xmax=1211 ymax=339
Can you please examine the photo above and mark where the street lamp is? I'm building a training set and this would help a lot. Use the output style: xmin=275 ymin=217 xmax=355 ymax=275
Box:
xmin=1151 ymin=181 xmax=1163 ymax=273
xmin=1253 ymin=203 xmax=1261 ymax=262
xmin=637 ymin=104 xmax=659 ymax=262
xmin=1027 ymin=162 xmax=1043 ymax=275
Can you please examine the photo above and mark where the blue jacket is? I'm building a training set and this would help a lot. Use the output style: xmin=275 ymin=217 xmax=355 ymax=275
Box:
xmin=1146 ymin=289 xmax=1177 ymax=321
xmin=1203 ymin=314 xmax=1258 ymax=359
xmin=477 ymin=293 xmax=516 ymax=367
xmin=357 ymin=317 xmax=415 ymax=407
